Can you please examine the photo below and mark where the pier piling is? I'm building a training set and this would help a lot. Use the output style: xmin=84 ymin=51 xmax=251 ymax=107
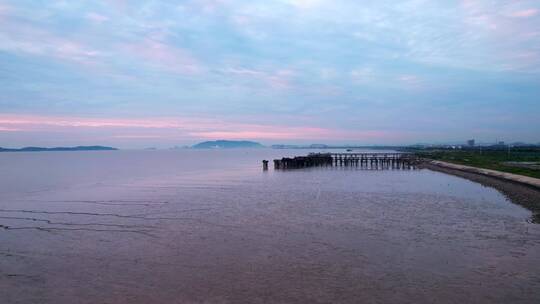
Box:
xmin=270 ymin=153 xmax=419 ymax=171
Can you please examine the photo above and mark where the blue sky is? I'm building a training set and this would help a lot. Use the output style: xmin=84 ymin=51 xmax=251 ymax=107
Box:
xmin=0 ymin=0 xmax=539 ymax=147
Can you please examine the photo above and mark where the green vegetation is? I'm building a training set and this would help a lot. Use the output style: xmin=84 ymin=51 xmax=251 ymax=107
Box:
xmin=414 ymin=149 xmax=540 ymax=179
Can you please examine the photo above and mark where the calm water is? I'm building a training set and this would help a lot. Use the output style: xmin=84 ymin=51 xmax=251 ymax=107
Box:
xmin=1 ymin=149 xmax=539 ymax=304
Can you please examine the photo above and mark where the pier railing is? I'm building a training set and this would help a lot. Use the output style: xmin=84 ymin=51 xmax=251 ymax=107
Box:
xmin=267 ymin=153 xmax=419 ymax=170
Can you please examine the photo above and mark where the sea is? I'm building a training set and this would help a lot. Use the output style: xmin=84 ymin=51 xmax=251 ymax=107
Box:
xmin=1 ymin=149 xmax=539 ymax=303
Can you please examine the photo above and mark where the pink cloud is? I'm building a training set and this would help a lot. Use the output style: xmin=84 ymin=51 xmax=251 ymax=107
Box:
xmin=0 ymin=126 xmax=20 ymax=132
xmin=0 ymin=4 xmax=10 ymax=16
xmin=104 ymin=0 xmax=129 ymax=11
xmin=286 ymin=0 xmax=324 ymax=10
xmin=0 ymin=115 xmax=184 ymax=129
xmin=0 ymin=21 xmax=103 ymax=65
xmin=0 ymin=114 xmax=399 ymax=142
xmin=223 ymin=67 xmax=296 ymax=90
xmin=459 ymin=1 xmax=540 ymax=71
xmin=55 ymin=42 xmax=102 ymax=63
xmin=189 ymin=131 xmax=306 ymax=140
xmin=460 ymin=1 xmax=499 ymax=30
xmin=86 ymin=12 xmax=109 ymax=23
xmin=177 ymin=127 xmax=390 ymax=141
xmin=122 ymin=39 xmax=203 ymax=74
xmin=224 ymin=68 xmax=265 ymax=77
xmin=509 ymin=9 xmax=539 ymax=18
xmin=196 ymin=0 xmax=228 ymax=13
xmin=189 ymin=125 xmax=336 ymax=140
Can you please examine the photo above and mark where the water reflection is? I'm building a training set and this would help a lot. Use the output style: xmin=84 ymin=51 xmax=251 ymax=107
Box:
xmin=1 ymin=150 xmax=539 ymax=303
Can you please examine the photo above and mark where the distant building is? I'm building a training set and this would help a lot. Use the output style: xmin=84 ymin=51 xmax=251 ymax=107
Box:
xmin=498 ymin=141 xmax=505 ymax=146
xmin=467 ymin=139 xmax=475 ymax=147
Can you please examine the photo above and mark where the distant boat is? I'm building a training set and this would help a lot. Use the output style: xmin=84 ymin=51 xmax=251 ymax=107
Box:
xmin=346 ymin=149 xmax=353 ymax=152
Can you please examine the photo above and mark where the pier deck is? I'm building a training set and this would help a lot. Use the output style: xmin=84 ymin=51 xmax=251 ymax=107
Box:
xmin=268 ymin=153 xmax=419 ymax=170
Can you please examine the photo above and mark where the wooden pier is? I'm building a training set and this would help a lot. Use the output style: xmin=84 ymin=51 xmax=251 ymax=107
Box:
xmin=268 ymin=153 xmax=419 ymax=170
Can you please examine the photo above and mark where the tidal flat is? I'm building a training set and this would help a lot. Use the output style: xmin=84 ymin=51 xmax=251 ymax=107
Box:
xmin=1 ymin=150 xmax=540 ymax=304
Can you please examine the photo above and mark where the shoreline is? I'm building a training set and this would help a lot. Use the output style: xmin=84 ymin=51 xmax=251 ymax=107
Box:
xmin=427 ymin=160 xmax=540 ymax=190
xmin=422 ymin=160 xmax=540 ymax=223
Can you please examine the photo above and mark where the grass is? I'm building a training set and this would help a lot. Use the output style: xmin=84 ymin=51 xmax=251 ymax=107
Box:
xmin=414 ymin=149 xmax=540 ymax=179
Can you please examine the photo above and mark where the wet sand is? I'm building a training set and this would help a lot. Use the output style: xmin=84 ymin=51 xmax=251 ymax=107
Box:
xmin=422 ymin=162 xmax=540 ymax=223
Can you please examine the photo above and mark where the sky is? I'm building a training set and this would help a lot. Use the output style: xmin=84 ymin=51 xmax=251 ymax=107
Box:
xmin=0 ymin=0 xmax=539 ymax=148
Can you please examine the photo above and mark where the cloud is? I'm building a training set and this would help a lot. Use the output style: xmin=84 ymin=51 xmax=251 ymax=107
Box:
xmin=509 ymin=9 xmax=539 ymax=18
xmin=85 ymin=12 xmax=109 ymax=23
xmin=398 ymin=75 xmax=423 ymax=88
xmin=350 ymin=68 xmax=374 ymax=84
xmin=0 ymin=20 xmax=104 ymax=65
xmin=1 ymin=0 xmax=540 ymax=145
xmin=0 ymin=114 xmax=392 ymax=142
xmin=0 ymin=126 xmax=20 ymax=132
xmin=0 ymin=3 xmax=10 ymax=16
xmin=457 ymin=0 xmax=540 ymax=71
xmin=0 ymin=115 xmax=180 ymax=129
xmin=222 ymin=67 xmax=296 ymax=89
xmin=285 ymin=0 xmax=325 ymax=10
xmin=121 ymin=38 xmax=203 ymax=75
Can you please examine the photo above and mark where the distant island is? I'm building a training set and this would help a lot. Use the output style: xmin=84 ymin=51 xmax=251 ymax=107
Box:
xmin=0 ymin=146 xmax=118 ymax=152
xmin=192 ymin=140 xmax=264 ymax=149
